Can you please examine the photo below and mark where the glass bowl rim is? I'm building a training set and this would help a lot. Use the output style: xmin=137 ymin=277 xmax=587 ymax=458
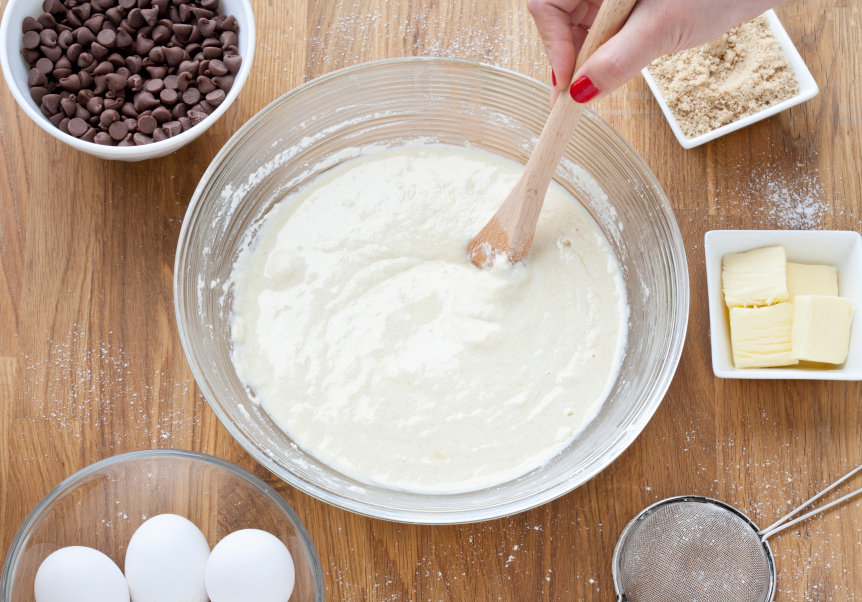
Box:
xmin=0 ymin=449 xmax=325 ymax=601
xmin=174 ymin=56 xmax=690 ymax=524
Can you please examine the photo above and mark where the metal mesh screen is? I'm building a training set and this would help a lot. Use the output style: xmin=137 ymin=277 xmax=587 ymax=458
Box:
xmin=616 ymin=500 xmax=772 ymax=602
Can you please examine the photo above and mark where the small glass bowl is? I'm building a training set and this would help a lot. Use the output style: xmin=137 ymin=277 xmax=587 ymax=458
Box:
xmin=0 ymin=450 xmax=324 ymax=602
xmin=175 ymin=58 xmax=690 ymax=524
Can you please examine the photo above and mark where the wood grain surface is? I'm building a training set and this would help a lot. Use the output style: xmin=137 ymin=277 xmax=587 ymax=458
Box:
xmin=1 ymin=0 xmax=860 ymax=600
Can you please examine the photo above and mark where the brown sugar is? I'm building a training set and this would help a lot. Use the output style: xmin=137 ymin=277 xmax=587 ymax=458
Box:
xmin=648 ymin=15 xmax=799 ymax=138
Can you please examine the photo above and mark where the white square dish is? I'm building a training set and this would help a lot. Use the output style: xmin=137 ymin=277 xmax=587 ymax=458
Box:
xmin=704 ymin=230 xmax=862 ymax=380
xmin=641 ymin=10 xmax=819 ymax=149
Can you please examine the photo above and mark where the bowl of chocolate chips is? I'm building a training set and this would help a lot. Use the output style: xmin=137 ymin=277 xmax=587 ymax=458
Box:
xmin=0 ymin=0 xmax=255 ymax=161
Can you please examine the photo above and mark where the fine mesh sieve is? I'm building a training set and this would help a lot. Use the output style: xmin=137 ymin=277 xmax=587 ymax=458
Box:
xmin=612 ymin=464 xmax=862 ymax=602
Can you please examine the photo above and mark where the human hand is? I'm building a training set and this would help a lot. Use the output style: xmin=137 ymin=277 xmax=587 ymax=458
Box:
xmin=527 ymin=0 xmax=783 ymax=105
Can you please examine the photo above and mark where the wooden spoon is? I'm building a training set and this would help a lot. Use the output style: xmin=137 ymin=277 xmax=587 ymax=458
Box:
xmin=469 ymin=0 xmax=638 ymax=268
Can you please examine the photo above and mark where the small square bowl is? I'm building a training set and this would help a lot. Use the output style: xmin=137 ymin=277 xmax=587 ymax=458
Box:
xmin=705 ymin=230 xmax=862 ymax=380
xmin=642 ymin=10 xmax=819 ymax=149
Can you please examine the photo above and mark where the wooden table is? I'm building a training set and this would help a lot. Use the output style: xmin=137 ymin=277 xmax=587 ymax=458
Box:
xmin=1 ymin=0 xmax=860 ymax=599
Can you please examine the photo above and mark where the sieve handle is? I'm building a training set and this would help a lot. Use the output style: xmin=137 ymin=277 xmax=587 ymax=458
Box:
xmin=759 ymin=463 xmax=862 ymax=541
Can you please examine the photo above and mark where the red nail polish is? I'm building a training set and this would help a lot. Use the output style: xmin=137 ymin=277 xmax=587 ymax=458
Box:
xmin=570 ymin=76 xmax=599 ymax=104
xmin=552 ymin=70 xmax=556 ymax=87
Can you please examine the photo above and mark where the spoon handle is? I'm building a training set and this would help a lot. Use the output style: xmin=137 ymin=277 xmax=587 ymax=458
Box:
xmin=469 ymin=0 xmax=637 ymax=266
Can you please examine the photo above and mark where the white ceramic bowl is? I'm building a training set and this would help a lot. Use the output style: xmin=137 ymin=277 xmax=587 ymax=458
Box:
xmin=642 ymin=10 xmax=819 ymax=149
xmin=0 ymin=0 xmax=255 ymax=161
xmin=705 ymin=230 xmax=862 ymax=380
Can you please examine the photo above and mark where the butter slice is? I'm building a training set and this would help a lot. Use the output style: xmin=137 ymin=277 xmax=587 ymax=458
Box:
xmin=786 ymin=262 xmax=838 ymax=301
xmin=791 ymin=295 xmax=854 ymax=364
xmin=730 ymin=303 xmax=798 ymax=368
xmin=722 ymin=246 xmax=789 ymax=308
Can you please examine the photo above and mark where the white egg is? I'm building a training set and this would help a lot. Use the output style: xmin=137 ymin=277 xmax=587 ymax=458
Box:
xmin=35 ymin=546 xmax=129 ymax=602
xmin=205 ymin=529 xmax=295 ymax=602
xmin=124 ymin=514 xmax=211 ymax=602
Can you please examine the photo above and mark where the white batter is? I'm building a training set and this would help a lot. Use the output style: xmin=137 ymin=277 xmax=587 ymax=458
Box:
xmin=230 ymin=145 xmax=627 ymax=493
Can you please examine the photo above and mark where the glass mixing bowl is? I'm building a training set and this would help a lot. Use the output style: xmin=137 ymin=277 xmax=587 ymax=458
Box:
xmin=175 ymin=58 xmax=689 ymax=524
xmin=0 ymin=450 xmax=324 ymax=602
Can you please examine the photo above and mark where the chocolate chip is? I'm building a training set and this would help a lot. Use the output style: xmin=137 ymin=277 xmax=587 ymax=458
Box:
xmin=223 ymin=54 xmax=241 ymax=75
xmin=146 ymin=65 xmax=167 ymax=80
xmin=90 ymin=42 xmax=109 ymax=60
xmin=108 ymin=120 xmax=128 ymax=140
xmin=162 ymin=119 xmax=182 ymax=137
xmin=84 ymin=15 xmax=104 ymax=35
xmin=115 ymin=28 xmax=133 ymax=47
xmin=106 ymin=72 xmax=127 ymax=90
xmin=133 ymin=132 xmax=153 ymax=145
xmin=207 ymin=58 xmax=228 ymax=76
xmin=152 ymin=127 xmax=169 ymax=142
xmin=81 ymin=127 xmax=97 ymax=142
xmin=94 ymin=131 xmax=114 ymax=145
xmin=93 ymin=75 xmax=108 ymax=95
xmin=205 ymin=88 xmax=224 ymax=106
xmin=137 ymin=114 xmax=157 ymax=134
xmin=77 ymin=88 xmax=95 ymax=104
xmin=151 ymin=105 xmax=171 ymax=123
xmin=22 ymin=17 xmax=43 ymax=33
xmin=97 ymin=29 xmax=116 ymax=48
xmin=93 ymin=61 xmax=113 ymax=75
xmin=59 ymin=74 xmax=82 ymax=92
xmin=28 ymin=68 xmax=48 ymax=87
xmin=144 ymin=78 xmax=164 ymax=94
xmin=99 ymin=109 xmax=120 ymax=128
xmin=57 ymin=116 xmax=71 ymax=134
xmin=117 ymin=133 xmax=134 ymax=146
xmin=152 ymin=24 xmax=171 ymax=44
xmin=178 ymin=116 xmax=191 ymax=131
xmin=198 ymin=17 xmax=216 ymax=37
xmin=23 ymin=30 xmax=41 ymax=50
xmin=76 ymin=51 xmax=94 ymax=69
xmin=127 ymin=73 xmax=143 ymax=91
xmin=180 ymin=86 xmax=199 ymax=104
xmin=104 ymin=97 xmax=124 ymax=111
xmin=133 ymin=90 xmax=160 ymax=112
xmin=159 ymin=88 xmax=178 ymax=105
xmin=172 ymin=22 xmax=192 ymax=42
xmin=212 ymin=74 xmax=233 ymax=92
xmin=58 ymin=29 xmax=74 ymax=50
xmin=219 ymin=30 xmax=237 ymax=49
xmin=36 ymin=57 xmax=54 ymax=74
xmin=68 ymin=117 xmax=89 ymax=137
xmin=37 ymin=13 xmax=56 ymax=30
xmin=186 ymin=109 xmax=206 ymax=125
xmin=43 ymin=0 xmax=66 ymax=14
xmin=121 ymin=102 xmax=139 ymax=118
xmin=164 ymin=46 xmax=184 ymax=66
xmin=40 ymin=45 xmax=58 ymax=62
xmin=106 ymin=6 xmax=124 ymax=25
xmin=21 ymin=48 xmax=41 ymax=64
xmin=30 ymin=86 xmax=48 ymax=104
xmin=171 ymin=102 xmax=187 ymax=119
xmin=123 ymin=117 xmax=137 ymax=131
xmin=48 ymin=110 xmax=65 ymax=124
xmin=200 ymin=0 xmax=218 ymax=9
xmin=74 ymin=103 xmax=91 ymax=120
xmin=196 ymin=75 xmax=215 ymax=94
xmin=66 ymin=42 xmax=83 ymax=63
xmin=40 ymin=29 xmax=58 ymax=47
xmin=86 ymin=96 xmax=104 ymax=114
xmin=140 ymin=7 xmax=158 ymax=26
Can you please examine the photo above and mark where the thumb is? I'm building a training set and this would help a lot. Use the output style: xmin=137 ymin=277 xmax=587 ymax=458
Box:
xmin=570 ymin=11 xmax=672 ymax=103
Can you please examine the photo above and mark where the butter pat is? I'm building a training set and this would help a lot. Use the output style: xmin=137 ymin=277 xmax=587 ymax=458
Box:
xmin=791 ymin=295 xmax=854 ymax=364
xmin=730 ymin=303 xmax=798 ymax=368
xmin=723 ymin=246 xmax=789 ymax=308
xmin=786 ymin=262 xmax=838 ymax=301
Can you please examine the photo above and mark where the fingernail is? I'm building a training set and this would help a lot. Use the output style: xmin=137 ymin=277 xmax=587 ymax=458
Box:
xmin=552 ymin=70 xmax=556 ymax=87
xmin=570 ymin=76 xmax=599 ymax=104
